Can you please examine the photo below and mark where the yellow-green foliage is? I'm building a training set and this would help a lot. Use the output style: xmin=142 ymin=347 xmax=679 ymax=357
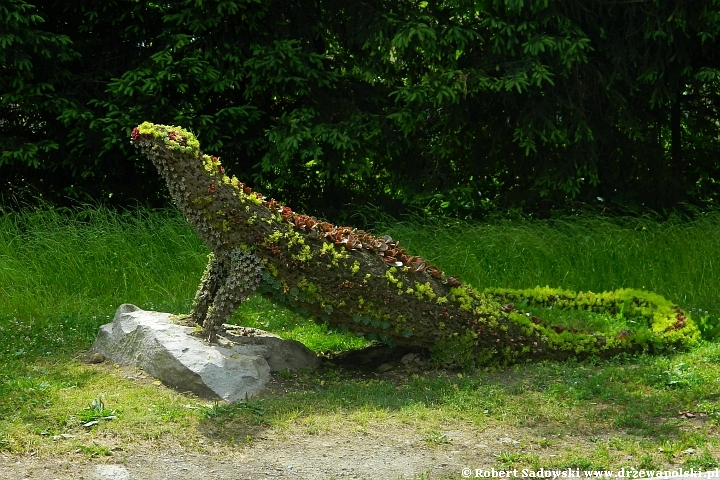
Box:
xmin=415 ymin=282 xmax=435 ymax=300
xmin=487 ymin=286 xmax=700 ymax=350
xmin=263 ymin=228 xmax=316 ymax=262
xmin=319 ymin=241 xmax=349 ymax=266
xmin=449 ymin=286 xmax=474 ymax=311
xmin=136 ymin=122 xmax=200 ymax=157
xmin=385 ymin=267 xmax=402 ymax=290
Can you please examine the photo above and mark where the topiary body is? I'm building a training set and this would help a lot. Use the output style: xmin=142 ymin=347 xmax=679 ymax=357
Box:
xmin=130 ymin=122 xmax=699 ymax=368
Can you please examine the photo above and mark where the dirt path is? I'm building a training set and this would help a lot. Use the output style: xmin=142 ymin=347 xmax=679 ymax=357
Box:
xmin=0 ymin=426 xmax=500 ymax=479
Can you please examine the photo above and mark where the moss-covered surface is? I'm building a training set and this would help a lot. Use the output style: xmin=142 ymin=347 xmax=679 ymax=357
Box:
xmin=130 ymin=122 xmax=699 ymax=368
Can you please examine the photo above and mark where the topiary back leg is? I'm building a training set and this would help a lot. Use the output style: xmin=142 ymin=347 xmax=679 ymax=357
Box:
xmin=199 ymin=249 xmax=263 ymax=341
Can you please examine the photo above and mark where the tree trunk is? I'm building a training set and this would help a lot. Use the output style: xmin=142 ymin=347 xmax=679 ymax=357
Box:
xmin=663 ymin=92 xmax=685 ymax=206
xmin=130 ymin=122 xmax=697 ymax=368
xmin=671 ymin=94 xmax=682 ymax=168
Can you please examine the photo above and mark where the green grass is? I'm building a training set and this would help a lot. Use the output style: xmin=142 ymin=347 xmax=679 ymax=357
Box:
xmin=511 ymin=305 xmax=637 ymax=338
xmin=1 ymin=204 xmax=719 ymax=468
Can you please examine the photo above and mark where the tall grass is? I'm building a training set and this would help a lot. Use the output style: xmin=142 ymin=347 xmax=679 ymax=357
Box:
xmin=0 ymin=206 xmax=208 ymax=359
xmin=0 ymin=205 xmax=207 ymax=317
xmin=1 ymin=205 xmax=719 ymax=361
xmin=0 ymin=205 xmax=367 ymax=359
xmin=375 ymin=212 xmax=720 ymax=321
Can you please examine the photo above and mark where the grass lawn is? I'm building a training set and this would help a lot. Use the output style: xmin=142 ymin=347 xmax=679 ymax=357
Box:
xmin=1 ymin=205 xmax=719 ymax=475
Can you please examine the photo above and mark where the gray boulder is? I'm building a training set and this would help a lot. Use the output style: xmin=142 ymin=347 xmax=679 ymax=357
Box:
xmin=93 ymin=304 xmax=319 ymax=402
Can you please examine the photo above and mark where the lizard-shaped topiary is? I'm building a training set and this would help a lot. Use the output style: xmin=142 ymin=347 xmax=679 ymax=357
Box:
xmin=130 ymin=122 xmax=699 ymax=368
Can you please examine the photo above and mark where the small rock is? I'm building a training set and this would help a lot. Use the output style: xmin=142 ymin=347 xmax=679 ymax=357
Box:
xmin=94 ymin=465 xmax=130 ymax=480
xmin=401 ymin=353 xmax=418 ymax=364
xmin=90 ymin=353 xmax=106 ymax=364
xmin=498 ymin=437 xmax=520 ymax=445
xmin=376 ymin=363 xmax=393 ymax=373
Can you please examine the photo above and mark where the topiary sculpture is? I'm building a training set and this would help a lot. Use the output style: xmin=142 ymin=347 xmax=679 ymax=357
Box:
xmin=130 ymin=122 xmax=699 ymax=368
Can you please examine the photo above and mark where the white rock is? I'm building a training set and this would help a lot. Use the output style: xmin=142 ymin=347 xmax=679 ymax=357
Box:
xmin=93 ymin=465 xmax=130 ymax=480
xmin=93 ymin=304 xmax=319 ymax=402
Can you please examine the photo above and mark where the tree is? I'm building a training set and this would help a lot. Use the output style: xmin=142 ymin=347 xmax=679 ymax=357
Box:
xmin=0 ymin=0 xmax=76 ymax=201
xmin=0 ymin=0 xmax=169 ymax=204
xmin=3 ymin=0 xmax=720 ymax=218
xmin=339 ymin=0 xmax=720 ymax=215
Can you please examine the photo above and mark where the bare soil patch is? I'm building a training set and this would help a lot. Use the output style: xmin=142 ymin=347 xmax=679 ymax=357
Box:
xmin=0 ymin=422 xmax=597 ymax=480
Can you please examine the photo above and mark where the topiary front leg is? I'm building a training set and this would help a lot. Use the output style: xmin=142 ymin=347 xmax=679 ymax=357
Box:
xmin=190 ymin=253 xmax=227 ymax=328
xmin=201 ymin=250 xmax=264 ymax=341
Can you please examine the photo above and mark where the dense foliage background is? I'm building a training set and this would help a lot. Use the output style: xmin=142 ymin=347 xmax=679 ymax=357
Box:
xmin=2 ymin=0 xmax=720 ymax=220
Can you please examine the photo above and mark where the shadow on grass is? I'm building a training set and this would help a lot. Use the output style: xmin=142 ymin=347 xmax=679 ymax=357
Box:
xmin=196 ymin=343 xmax=720 ymax=447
